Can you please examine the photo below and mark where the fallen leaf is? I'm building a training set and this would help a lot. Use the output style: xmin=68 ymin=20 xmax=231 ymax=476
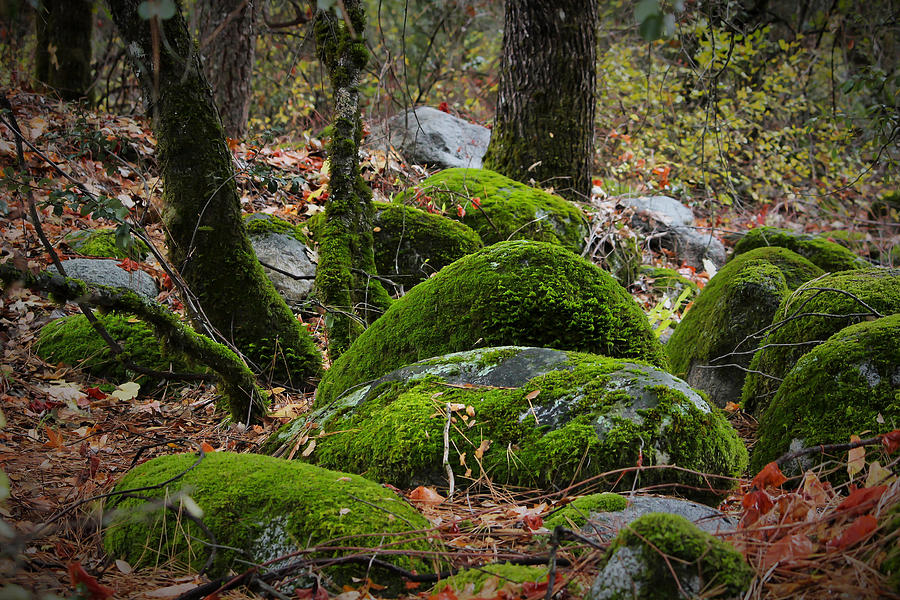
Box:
xmin=836 ymin=485 xmax=887 ymax=514
xmin=525 ymin=389 xmax=540 ymax=401
xmin=301 ymin=439 xmax=316 ymax=457
xmin=881 ymin=429 xmax=900 ymax=454
xmin=68 ymin=562 xmax=114 ymax=599
xmin=474 ymin=439 xmax=491 ymax=460
xmin=848 ymin=435 xmax=865 ymax=478
xmin=827 ymin=514 xmax=878 ymax=550
xmin=200 ymin=441 xmax=215 ymax=453
xmin=115 ymin=559 xmax=132 ymax=574
xmin=865 ymin=461 xmax=896 ymax=488
xmin=142 ymin=583 xmax=198 ymax=598
xmin=111 ymin=381 xmax=140 ymax=402
xmin=408 ymin=486 xmax=445 ymax=504
xmin=762 ymin=533 xmax=816 ymax=569
xmin=752 ymin=461 xmax=787 ymax=489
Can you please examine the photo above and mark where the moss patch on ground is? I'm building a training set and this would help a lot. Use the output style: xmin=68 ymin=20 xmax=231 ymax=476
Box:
xmin=35 ymin=312 xmax=196 ymax=382
xmin=315 ymin=241 xmax=667 ymax=406
xmin=741 ymin=267 xmax=900 ymax=415
xmin=666 ymin=247 xmax=823 ymax=406
xmin=432 ymin=562 xmax=549 ymax=596
xmin=288 ymin=348 xmax=747 ymax=503
xmin=544 ymin=493 xmax=627 ymax=530
xmin=731 ymin=226 xmax=868 ymax=272
xmin=394 ymin=168 xmax=589 ymax=254
xmin=751 ymin=314 xmax=900 ymax=475
xmin=63 ymin=228 xmax=150 ymax=260
xmin=103 ymin=452 xmax=436 ymax=592
xmin=592 ymin=513 xmax=753 ymax=599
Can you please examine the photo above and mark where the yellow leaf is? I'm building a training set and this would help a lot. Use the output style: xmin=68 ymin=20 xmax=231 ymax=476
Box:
xmin=111 ymin=381 xmax=141 ymax=402
xmin=847 ymin=435 xmax=865 ymax=478
xmin=301 ymin=439 xmax=317 ymax=457
xmin=474 ymin=439 xmax=491 ymax=460
xmin=865 ymin=461 xmax=896 ymax=488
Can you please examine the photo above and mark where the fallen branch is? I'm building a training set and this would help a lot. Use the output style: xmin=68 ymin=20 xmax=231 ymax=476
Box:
xmin=0 ymin=265 xmax=268 ymax=423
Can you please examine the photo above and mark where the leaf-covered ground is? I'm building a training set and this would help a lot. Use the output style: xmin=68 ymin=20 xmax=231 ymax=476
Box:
xmin=1 ymin=90 xmax=899 ymax=600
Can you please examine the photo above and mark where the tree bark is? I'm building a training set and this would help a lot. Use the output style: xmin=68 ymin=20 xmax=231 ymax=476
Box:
xmin=197 ymin=0 xmax=256 ymax=139
xmin=34 ymin=0 xmax=94 ymax=101
xmin=105 ymin=0 xmax=320 ymax=385
xmin=482 ymin=0 xmax=597 ymax=202
xmin=314 ymin=0 xmax=392 ymax=358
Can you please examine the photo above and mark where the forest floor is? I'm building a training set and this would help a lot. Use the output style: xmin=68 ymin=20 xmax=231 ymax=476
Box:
xmin=1 ymin=89 xmax=899 ymax=600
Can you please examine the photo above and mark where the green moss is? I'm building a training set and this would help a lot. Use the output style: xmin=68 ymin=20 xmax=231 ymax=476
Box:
xmin=394 ymin=168 xmax=589 ymax=254
xmin=882 ymin=504 xmax=900 ymax=592
xmin=595 ymin=513 xmax=753 ymax=599
xmin=666 ymin=247 xmax=823 ymax=406
xmin=103 ymin=452 xmax=435 ymax=592
xmin=433 ymin=563 xmax=548 ymax=596
xmin=544 ymin=493 xmax=627 ymax=530
xmin=64 ymin=229 xmax=150 ymax=261
xmin=243 ymin=213 xmax=309 ymax=244
xmin=742 ymin=267 xmax=900 ymax=415
xmin=316 ymin=241 xmax=667 ymax=406
xmin=731 ymin=226 xmax=868 ymax=272
xmin=751 ymin=314 xmax=900 ymax=475
xmin=298 ymin=348 xmax=747 ymax=502
xmin=35 ymin=312 xmax=196 ymax=382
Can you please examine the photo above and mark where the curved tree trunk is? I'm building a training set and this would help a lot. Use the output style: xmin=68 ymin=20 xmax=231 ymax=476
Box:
xmin=314 ymin=0 xmax=392 ymax=358
xmin=197 ymin=0 xmax=256 ymax=139
xmin=35 ymin=0 xmax=94 ymax=101
xmin=105 ymin=0 xmax=320 ymax=386
xmin=482 ymin=0 xmax=597 ymax=202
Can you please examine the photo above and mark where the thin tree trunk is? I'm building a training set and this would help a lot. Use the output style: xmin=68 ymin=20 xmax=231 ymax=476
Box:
xmin=483 ymin=0 xmax=597 ymax=202
xmin=35 ymin=0 xmax=94 ymax=101
xmin=197 ymin=0 xmax=256 ymax=139
xmin=105 ymin=0 xmax=320 ymax=386
xmin=314 ymin=0 xmax=392 ymax=358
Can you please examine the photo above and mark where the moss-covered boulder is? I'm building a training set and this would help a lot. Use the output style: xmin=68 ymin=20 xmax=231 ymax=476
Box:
xmin=244 ymin=214 xmax=317 ymax=304
xmin=103 ymin=452 xmax=436 ymax=592
xmin=432 ymin=563 xmax=549 ymax=597
xmin=308 ymin=201 xmax=483 ymax=288
xmin=316 ymin=241 xmax=667 ymax=406
xmin=742 ymin=267 xmax=900 ymax=415
xmin=63 ymin=228 xmax=150 ymax=261
xmin=731 ymin=226 xmax=868 ymax=272
xmin=35 ymin=312 xmax=195 ymax=381
xmin=545 ymin=493 xmax=628 ymax=530
xmin=394 ymin=168 xmax=589 ymax=253
xmin=751 ymin=314 xmax=900 ymax=474
xmin=589 ymin=513 xmax=753 ymax=600
xmin=272 ymin=347 xmax=747 ymax=502
xmin=666 ymin=247 xmax=823 ymax=407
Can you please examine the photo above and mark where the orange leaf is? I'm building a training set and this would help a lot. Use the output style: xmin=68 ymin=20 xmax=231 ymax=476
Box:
xmin=68 ymin=562 xmax=114 ymax=600
xmin=44 ymin=426 xmax=65 ymax=449
xmin=522 ymin=514 xmax=543 ymax=531
xmin=200 ymin=441 xmax=216 ymax=453
xmin=836 ymin=485 xmax=887 ymax=514
xmin=827 ymin=514 xmax=878 ymax=550
xmin=456 ymin=204 xmax=465 ymax=218
xmin=524 ymin=390 xmax=540 ymax=401
xmin=116 ymin=257 xmax=141 ymax=272
xmin=84 ymin=387 xmax=107 ymax=400
xmin=881 ymin=429 xmax=900 ymax=454
xmin=848 ymin=434 xmax=866 ymax=478
xmin=408 ymin=486 xmax=445 ymax=504
xmin=762 ymin=533 xmax=816 ymax=570
xmin=752 ymin=462 xmax=787 ymax=489
xmin=429 ymin=585 xmax=458 ymax=600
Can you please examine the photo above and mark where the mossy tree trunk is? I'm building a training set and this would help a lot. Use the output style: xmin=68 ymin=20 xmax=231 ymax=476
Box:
xmin=106 ymin=0 xmax=320 ymax=385
xmin=197 ymin=0 xmax=256 ymax=139
xmin=34 ymin=0 xmax=94 ymax=101
xmin=482 ymin=0 xmax=597 ymax=202
xmin=314 ymin=1 xmax=392 ymax=358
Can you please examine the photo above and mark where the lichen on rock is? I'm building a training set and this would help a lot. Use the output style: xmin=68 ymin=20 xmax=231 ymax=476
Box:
xmin=394 ymin=168 xmax=589 ymax=253
xmin=666 ymin=247 xmax=823 ymax=407
xmin=751 ymin=313 xmax=900 ymax=475
xmin=741 ymin=267 xmax=900 ymax=415
xmin=315 ymin=240 xmax=667 ymax=406
xmin=103 ymin=452 xmax=436 ymax=593
xmin=589 ymin=513 xmax=753 ymax=600
xmin=731 ymin=226 xmax=868 ymax=273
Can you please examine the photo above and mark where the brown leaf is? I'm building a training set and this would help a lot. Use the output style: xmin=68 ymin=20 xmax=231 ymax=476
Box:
xmin=408 ymin=486 xmax=445 ymax=504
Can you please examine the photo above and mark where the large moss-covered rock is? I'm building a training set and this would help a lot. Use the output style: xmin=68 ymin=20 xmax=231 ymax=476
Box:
xmin=63 ymin=228 xmax=150 ymax=261
xmin=742 ymin=268 xmax=900 ymax=415
xmin=731 ymin=226 xmax=868 ymax=272
xmin=666 ymin=247 xmax=823 ymax=407
xmin=316 ymin=241 xmax=667 ymax=406
xmin=244 ymin=214 xmax=317 ymax=304
xmin=103 ymin=452 xmax=435 ymax=592
xmin=273 ymin=347 xmax=747 ymax=502
xmin=751 ymin=314 xmax=900 ymax=474
xmin=36 ymin=312 xmax=195 ymax=381
xmin=394 ymin=168 xmax=589 ymax=253
xmin=308 ymin=202 xmax=483 ymax=288
xmin=589 ymin=513 xmax=753 ymax=600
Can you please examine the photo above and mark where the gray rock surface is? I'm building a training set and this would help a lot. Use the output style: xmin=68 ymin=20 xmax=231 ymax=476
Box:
xmin=579 ymin=495 xmax=738 ymax=542
xmin=48 ymin=258 xmax=158 ymax=299
xmin=620 ymin=195 xmax=726 ymax=268
xmin=248 ymin=232 xmax=316 ymax=304
xmin=373 ymin=106 xmax=490 ymax=169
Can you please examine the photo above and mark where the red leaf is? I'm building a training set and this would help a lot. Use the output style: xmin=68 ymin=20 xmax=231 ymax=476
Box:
xmin=68 ymin=562 xmax=114 ymax=600
xmin=881 ymin=429 xmax=900 ymax=454
xmin=762 ymin=533 xmax=816 ymax=569
xmin=84 ymin=387 xmax=107 ymax=400
xmin=752 ymin=462 xmax=787 ymax=490
xmin=200 ymin=441 xmax=216 ymax=453
xmin=836 ymin=485 xmax=887 ymax=514
xmin=522 ymin=513 xmax=543 ymax=531
xmin=429 ymin=585 xmax=457 ymax=600
xmin=471 ymin=196 xmax=481 ymax=208
xmin=116 ymin=257 xmax=141 ymax=272
xmin=437 ymin=102 xmax=450 ymax=113
xmin=827 ymin=514 xmax=878 ymax=550
xmin=456 ymin=204 xmax=465 ymax=218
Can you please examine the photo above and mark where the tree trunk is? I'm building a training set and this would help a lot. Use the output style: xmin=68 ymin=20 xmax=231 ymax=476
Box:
xmin=197 ymin=0 xmax=256 ymax=139
xmin=105 ymin=0 xmax=320 ymax=386
xmin=314 ymin=0 xmax=392 ymax=358
xmin=482 ymin=0 xmax=597 ymax=202
xmin=34 ymin=0 xmax=94 ymax=101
